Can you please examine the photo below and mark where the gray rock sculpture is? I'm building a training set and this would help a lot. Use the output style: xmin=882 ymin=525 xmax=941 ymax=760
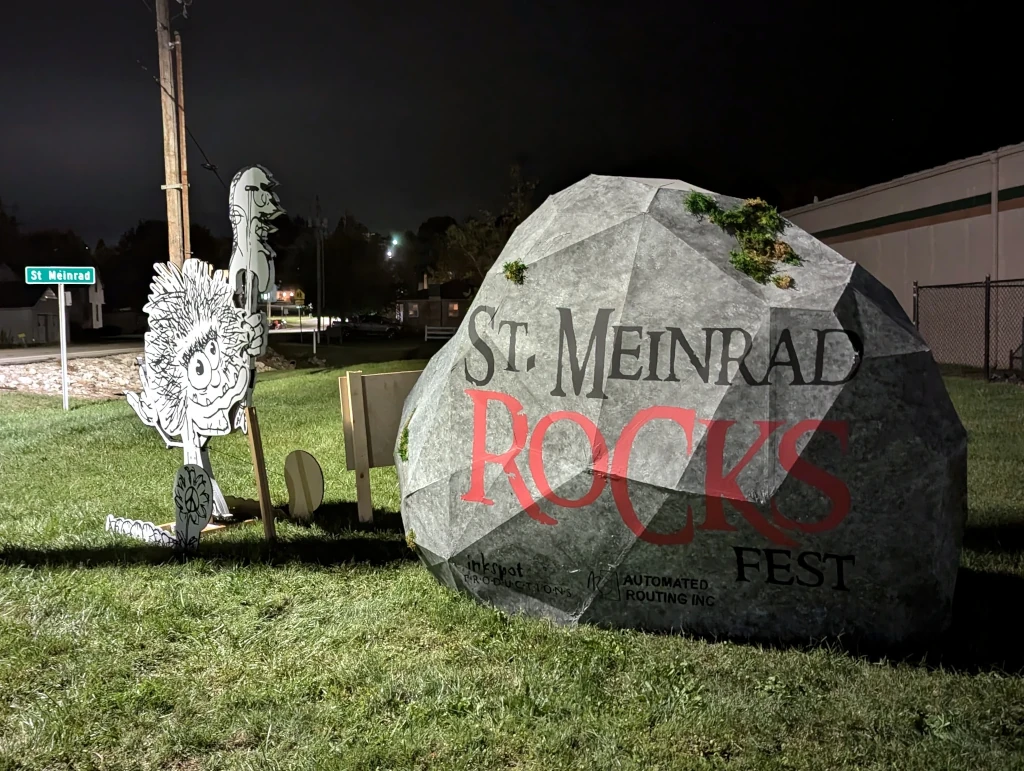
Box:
xmin=395 ymin=175 xmax=968 ymax=646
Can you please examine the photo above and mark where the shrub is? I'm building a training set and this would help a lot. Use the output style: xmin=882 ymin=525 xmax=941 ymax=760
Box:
xmin=683 ymin=192 xmax=800 ymax=287
xmin=503 ymin=259 xmax=528 ymax=285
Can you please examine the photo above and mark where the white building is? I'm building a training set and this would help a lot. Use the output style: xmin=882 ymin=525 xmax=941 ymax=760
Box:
xmin=784 ymin=142 xmax=1024 ymax=368
xmin=0 ymin=264 xmax=105 ymax=345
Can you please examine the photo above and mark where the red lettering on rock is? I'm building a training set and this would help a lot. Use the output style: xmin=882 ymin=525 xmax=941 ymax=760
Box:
xmin=459 ymin=389 xmax=853 ymax=545
xmin=529 ymin=411 xmax=609 ymax=508
xmin=461 ymin=389 xmax=556 ymax=525
xmin=771 ymin=420 xmax=851 ymax=533
xmin=610 ymin=406 xmax=697 ymax=545
xmin=698 ymin=419 xmax=799 ymax=547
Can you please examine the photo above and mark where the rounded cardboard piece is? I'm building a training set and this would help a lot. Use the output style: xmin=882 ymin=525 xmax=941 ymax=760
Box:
xmin=284 ymin=450 xmax=325 ymax=522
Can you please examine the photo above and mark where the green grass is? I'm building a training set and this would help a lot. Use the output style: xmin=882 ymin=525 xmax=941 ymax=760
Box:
xmin=1 ymin=371 xmax=1023 ymax=769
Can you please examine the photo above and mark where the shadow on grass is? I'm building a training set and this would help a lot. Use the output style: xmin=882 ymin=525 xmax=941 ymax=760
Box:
xmin=0 ymin=504 xmax=414 ymax=570
xmin=963 ymin=520 xmax=1024 ymax=553
xmin=925 ymin=567 xmax=1024 ymax=673
xmin=306 ymin=501 xmax=405 ymax=535
xmin=3 ymin=512 xmax=1022 ymax=673
xmin=618 ymin=566 xmax=1024 ymax=675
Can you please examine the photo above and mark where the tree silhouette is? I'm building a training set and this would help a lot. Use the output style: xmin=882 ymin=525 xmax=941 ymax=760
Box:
xmin=443 ymin=164 xmax=539 ymax=280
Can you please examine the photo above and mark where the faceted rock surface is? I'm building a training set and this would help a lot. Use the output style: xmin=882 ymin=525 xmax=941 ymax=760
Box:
xmin=395 ymin=175 xmax=968 ymax=646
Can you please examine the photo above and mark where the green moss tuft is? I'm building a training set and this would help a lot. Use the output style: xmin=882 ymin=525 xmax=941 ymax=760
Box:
xmin=683 ymin=192 xmax=801 ymax=287
xmin=405 ymin=528 xmax=417 ymax=551
xmin=771 ymin=273 xmax=794 ymax=289
xmin=503 ymin=259 xmax=528 ymax=285
xmin=398 ymin=408 xmax=415 ymax=462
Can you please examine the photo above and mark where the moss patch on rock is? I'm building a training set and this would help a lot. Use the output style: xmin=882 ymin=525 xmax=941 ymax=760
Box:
xmin=683 ymin=192 xmax=800 ymax=287
xmin=503 ymin=259 xmax=528 ymax=285
xmin=398 ymin=409 xmax=415 ymax=462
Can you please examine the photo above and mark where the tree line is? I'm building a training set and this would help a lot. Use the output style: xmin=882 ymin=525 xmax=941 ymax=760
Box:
xmin=0 ymin=165 xmax=538 ymax=317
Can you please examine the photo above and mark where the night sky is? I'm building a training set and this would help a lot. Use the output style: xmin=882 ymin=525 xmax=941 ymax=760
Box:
xmin=0 ymin=2 xmax=1017 ymax=246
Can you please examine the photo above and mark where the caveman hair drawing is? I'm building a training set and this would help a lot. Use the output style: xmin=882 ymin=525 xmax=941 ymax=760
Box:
xmin=126 ymin=258 xmax=264 ymax=467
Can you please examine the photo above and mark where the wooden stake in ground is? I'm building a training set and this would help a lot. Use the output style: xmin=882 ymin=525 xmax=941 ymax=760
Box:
xmin=155 ymin=0 xmax=184 ymax=267
xmin=173 ymin=31 xmax=191 ymax=261
xmin=244 ymin=405 xmax=277 ymax=542
xmin=341 ymin=371 xmax=374 ymax=524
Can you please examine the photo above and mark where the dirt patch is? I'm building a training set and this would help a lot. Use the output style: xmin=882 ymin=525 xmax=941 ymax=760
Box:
xmin=0 ymin=348 xmax=295 ymax=400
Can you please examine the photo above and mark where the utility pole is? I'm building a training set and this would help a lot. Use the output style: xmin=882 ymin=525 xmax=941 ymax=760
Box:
xmin=314 ymin=196 xmax=325 ymax=351
xmin=155 ymin=0 xmax=184 ymax=267
xmin=174 ymin=31 xmax=191 ymax=261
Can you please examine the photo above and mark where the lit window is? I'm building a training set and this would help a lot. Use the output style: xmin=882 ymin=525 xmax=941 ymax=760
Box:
xmin=408 ymin=303 xmax=420 ymax=318
xmin=448 ymin=302 xmax=459 ymax=318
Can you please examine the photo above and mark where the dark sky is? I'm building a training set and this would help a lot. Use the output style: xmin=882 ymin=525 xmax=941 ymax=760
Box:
xmin=0 ymin=2 xmax=1017 ymax=246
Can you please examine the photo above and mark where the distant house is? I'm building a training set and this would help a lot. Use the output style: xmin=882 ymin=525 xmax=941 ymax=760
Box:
xmin=0 ymin=284 xmax=61 ymax=344
xmin=396 ymin=276 xmax=479 ymax=330
xmin=0 ymin=264 xmax=105 ymax=344
xmin=68 ymin=279 xmax=105 ymax=331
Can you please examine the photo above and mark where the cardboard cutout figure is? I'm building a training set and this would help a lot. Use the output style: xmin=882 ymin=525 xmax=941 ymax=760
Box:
xmin=105 ymin=464 xmax=213 ymax=549
xmin=126 ymin=259 xmax=264 ymax=466
xmin=107 ymin=164 xmax=324 ymax=551
xmin=107 ymin=258 xmax=263 ymax=543
xmin=227 ymin=165 xmax=284 ymax=432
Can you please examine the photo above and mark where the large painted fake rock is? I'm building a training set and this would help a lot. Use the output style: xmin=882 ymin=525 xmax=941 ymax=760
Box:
xmin=395 ymin=176 xmax=968 ymax=646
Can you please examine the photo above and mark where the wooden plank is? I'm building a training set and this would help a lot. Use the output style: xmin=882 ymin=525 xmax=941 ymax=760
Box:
xmin=339 ymin=374 xmax=354 ymax=469
xmin=345 ymin=371 xmax=374 ymax=524
xmin=244 ymin=405 xmax=277 ymax=542
xmin=362 ymin=370 xmax=422 ymax=467
xmin=338 ymin=370 xmax=422 ymax=470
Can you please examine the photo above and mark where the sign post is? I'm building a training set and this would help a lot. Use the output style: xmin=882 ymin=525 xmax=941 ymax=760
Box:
xmin=25 ymin=266 xmax=97 ymax=411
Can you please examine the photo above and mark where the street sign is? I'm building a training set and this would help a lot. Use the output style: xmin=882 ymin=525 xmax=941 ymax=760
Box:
xmin=24 ymin=266 xmax=96 ymax=411
xmin=25 ymin=266 xmax=96 ymax=285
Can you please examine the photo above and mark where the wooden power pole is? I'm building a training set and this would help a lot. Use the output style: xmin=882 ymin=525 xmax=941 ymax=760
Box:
xmin=174 ymin=32 xmax=191 ymax=261
xmin=155 ymin=0 xmax=184 ymax=267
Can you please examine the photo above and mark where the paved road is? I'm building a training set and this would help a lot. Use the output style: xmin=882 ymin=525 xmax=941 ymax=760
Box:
xmin=1 ymin=329 xmax=305 ymax=365
xmin=0 ymin=343 xmax=144 ymax=365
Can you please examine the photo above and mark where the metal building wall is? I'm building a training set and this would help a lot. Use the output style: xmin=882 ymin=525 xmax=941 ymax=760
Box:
xmin=783 ymin=144 xmax=1024 ymax=368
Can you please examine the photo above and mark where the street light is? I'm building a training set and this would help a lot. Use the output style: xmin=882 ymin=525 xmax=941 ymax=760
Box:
xmin=386 ymin=250 xmax=393 ymax=258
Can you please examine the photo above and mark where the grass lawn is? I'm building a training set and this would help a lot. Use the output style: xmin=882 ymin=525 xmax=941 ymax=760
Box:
xmin=1 ymin=366 xmax=1023 ymax=770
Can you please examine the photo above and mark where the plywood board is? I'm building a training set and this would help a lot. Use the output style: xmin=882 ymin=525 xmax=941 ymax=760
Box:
xmin=339 ymin=369 xmax=422 ymax=470
xmin=284 ymin=450 xmax=325 ymax=522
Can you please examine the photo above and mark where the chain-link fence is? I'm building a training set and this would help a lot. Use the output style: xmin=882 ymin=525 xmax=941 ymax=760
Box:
xmin=915 ymin=277 xmax=1024 ymax=377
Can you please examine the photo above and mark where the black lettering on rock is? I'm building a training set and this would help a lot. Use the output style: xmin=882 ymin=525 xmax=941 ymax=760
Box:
xmin=734 ymin=547 xmax=761 ymax=582
xmin=795 ymin=551 xmax=825 ymax=587
xmin=716 ymin=328 xmax=761 ymax=386
xmin=465 ymin=306 xmax=497 ymax=386
xmin=665 ymin=327 xmax=714 ymax=383
xmin=550 ymin=307 xmax=613 ymax=399
xmin=812 ymin=329 xmax=864 ymax=385
xmin=499 ymin=320 xmax=529 ymax=372
xmin=823 ymin=553 xmax=855 ymax=591
xmin=764 ymin=549 xmax=794 ymax=585
xmin=644 ymin=330 xmax=665 ymax=381
xmin=761 ymin=328 xmax=807 ymax=386
xmin=609 ymin=325 xmax=643 ymax=381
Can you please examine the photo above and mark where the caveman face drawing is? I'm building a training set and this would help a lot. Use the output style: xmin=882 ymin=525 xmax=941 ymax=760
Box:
xmin=227 ymin=165 xmax=284 ymax=301
xmin=127 ymin=259 xmax=264 ymax=461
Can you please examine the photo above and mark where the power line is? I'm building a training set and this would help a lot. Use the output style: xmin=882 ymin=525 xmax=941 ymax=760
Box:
xmin=134 ymin=57 xmax=228 ymax=190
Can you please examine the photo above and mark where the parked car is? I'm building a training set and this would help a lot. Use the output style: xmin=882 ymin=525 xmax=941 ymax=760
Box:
xmin=331 ymin=314 xmax=401 ymax=340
